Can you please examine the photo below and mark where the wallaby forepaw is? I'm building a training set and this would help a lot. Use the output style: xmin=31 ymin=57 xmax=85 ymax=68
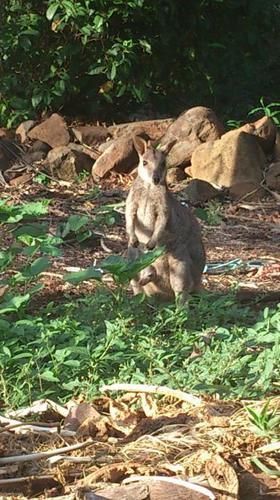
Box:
xmin=146 ymin=239 xmax=156 ymax=250
xmin=128 ymin=236 xmax=139 ymax=248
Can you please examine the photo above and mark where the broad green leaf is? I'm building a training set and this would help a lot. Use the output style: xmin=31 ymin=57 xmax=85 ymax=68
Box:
xmin=46 ymin=3 xmax=59 ymax=20
xmin=0 ymin=293 xmax=30 ymax=314
xmin=40 ymin=370 xmax=60 ymax=382
xmin=63 ymin=359 xmax=80 ymax=367
xmin=22 ymin=257 xmax=50 ymax=278
xmin=31 ymin=94 xmax=42 ymax=108
xmin=62 ymin=215 xmax=89 ymax=237
xmin=64 ymin=267 xmax=103 ymax=284
xmin=14 ymin=223 xmax=48 ymax=238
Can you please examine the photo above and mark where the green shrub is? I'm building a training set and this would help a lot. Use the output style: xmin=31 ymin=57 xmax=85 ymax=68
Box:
xmin=0 ymin=1 xmax=279 ymax=126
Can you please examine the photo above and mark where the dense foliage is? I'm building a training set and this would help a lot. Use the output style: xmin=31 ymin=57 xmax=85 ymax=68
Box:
xmin=1 ymin=0 xmax=279 ymax=126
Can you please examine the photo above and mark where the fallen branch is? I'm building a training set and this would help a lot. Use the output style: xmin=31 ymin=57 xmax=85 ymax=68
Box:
xmin=257 ymin=441 xmax=280 ymax=454
xmin=0 ymin=439 xmax=93 ymax=465
xmin=0 ymin=474 xmax=58 ymax=487
xmin=123 ymin=475 xmax=215 ymax=499
xmin=100 ymin=383 xmax=202 ymax=406
xmin=6 ymin=398 xmax=68 ymax=418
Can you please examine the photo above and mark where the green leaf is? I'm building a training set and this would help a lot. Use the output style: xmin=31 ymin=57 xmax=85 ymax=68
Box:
xmin=62 ymin=379 xmax=80 ymax=390
xmin=251 ymin=457 xmax=280 ymax=477
xmin=64 ymin=267 xmax=103 ymax=284
xmin=31 ymin=94 xmax=43 ymax=108
xmin=93 ymin=15 xmax=103 ymax=31
xmin=63 ymin=359 xmax=80 ymax=367
xmin=46 ymin=3 xmax=59 ymax=21
xmin=3 ymin=346 xmax=11 ymax=357
xmin=62 ymin=215 xmax=89 ymax=237
xmin=87 ymin=65 xmax=106 ymax=75
xmin=40 ymin=370 xmax=60 ymax=382
xmin=14 ymin=223 xmax=48 ymax=238
xmin=0 ymin=294 xmax=30 ymax=314
xmin=110 ymin=64 xmax=117 ymax=80
xmin=22 ymin=257 xmax=50 ymax=278
xmin=100 ymin=247 xmax=165 ymax=284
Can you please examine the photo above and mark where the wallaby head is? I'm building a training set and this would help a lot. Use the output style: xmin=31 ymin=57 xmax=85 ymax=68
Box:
xmin=133 ymin=136 xmax=175 ymax=186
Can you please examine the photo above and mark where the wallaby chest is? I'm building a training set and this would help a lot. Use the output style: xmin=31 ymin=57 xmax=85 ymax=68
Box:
xmin=133 ymin=181 xmax=168 ymax=240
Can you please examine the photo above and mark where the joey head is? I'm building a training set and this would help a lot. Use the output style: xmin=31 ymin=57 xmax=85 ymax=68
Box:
xmin=125 ymin=136 xmax=206 ymax=302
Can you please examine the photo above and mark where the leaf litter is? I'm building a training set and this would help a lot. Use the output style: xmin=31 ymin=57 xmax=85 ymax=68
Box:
xmin=0 ymin=387 xmax=280 ymax=498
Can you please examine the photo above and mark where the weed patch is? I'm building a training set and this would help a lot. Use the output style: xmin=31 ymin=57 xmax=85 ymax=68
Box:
xmin=0 ymin=288 xmax=279 ymax=409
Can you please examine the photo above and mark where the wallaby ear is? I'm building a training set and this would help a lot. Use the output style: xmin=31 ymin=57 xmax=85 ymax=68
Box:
xmin=133 ymin=135 xmax=147 ymax=157
xmin=158 ymin=139 xmax=176 ymax=156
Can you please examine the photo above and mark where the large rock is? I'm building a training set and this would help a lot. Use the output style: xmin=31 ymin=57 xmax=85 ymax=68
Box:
xmin=265 ymin=162 xmax=280 ymax=191
xmin=160 ymin=106 xmax=224 ymax=169
xmin=181 ymin=179 xmax=222 ymax=204
xmin=29 ymin=139 xmax=51 ymax=155
xmin=0 ymin=138 xmax=24 ymax=172
xmin=166 ymin=167 xmax=186 ymax=186
xmin=239 ymin=116 xmax=276 ymax=153
xmin=28 ymin=113 xmax=70 ymax=148
xmin=16 ymin=120 xmax=36 ymax=143
xmin=108 ymin=118 xmax=173 ymax=141
xmin=91 ymin=136 xmax=138 ymax=179
xmin=45 ymin=145 xmax=94 ymax=180
xmin=71 ymin=125 xmax=111 ymax=146
xmin=273 ymin=131 xmax=280 ymax=161
xmin=190 ymin=130 xmax=266 ymax=198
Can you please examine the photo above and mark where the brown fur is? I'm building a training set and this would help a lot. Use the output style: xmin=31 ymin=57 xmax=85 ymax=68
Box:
xmin=125 ymin=136 xmax=206 ymax=302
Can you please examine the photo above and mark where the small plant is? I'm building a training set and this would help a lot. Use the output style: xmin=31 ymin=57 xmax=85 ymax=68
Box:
xmin=57 ymin=214 xmax=93 ymax=243
xmin=34 ymin=172 xmax=51 ymax=186
xmin=195 ymin=200 xmax=223 ymax=226
xmin=248 ymin=97 xmax=280 ymax=126
xmin=93 ymin=201 xmax=125 ymax=228
xmin=226 ymin=119 xmax=243 ymax=129
xmin=246 ymin=400 xmax=280 ymax=438
xmin=76 ymin=170 xmax=90 ymax=183
xmin=64 ymin=246 xmax=165 ymax=287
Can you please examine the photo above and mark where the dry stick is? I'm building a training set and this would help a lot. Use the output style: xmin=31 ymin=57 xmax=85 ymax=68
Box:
xmin=101 ymin=383 xmax=202 ymax=406
xmin=6 ymin=398 xmax=68 ymax=419
xmin=123 ymin=475 xmax=215 ymax=500
xmin=257 ymin=441 xmax=280 ymax=454
xmin=0 ymin=475 xmax=58 ymax=487
xmin=0 ymin=421 xmax=75 ymax=437
xmin=0 ymin=439 xmax=93 ymax=465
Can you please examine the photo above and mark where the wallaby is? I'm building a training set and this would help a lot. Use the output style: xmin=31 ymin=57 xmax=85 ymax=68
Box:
xmin=125 ymin=136 xmax=206 ymax=302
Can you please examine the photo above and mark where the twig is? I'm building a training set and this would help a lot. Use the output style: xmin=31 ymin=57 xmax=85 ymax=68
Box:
xmin=0 ymin=439 xmax=93 ymax=464
xmin=6 ymin=398 xmax=68 ymax=418
xmin=256 ymin=441 xmax=280 ymax=454
xmin=0 ymin=474 xmax=57 ymax=487
xmin=100 ymin=383 xmax=202 ymax=406
xmin=123 ymin=475 xmax=215 ymax=499
xmin=0 ymin=418 xmax=75 ymax=437
xmin=48 ymin=455 xmax=93 ymax=465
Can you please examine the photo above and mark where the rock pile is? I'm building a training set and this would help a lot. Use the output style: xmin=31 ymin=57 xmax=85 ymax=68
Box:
xmin=0 ymin=107 xmax=278 ymax=201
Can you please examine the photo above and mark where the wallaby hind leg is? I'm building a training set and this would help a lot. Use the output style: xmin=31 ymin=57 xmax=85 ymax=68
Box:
xmin=191 ymin=265 xmax=204 ymax=293
xmin=168 ymin=255 xmax=193 ymax=305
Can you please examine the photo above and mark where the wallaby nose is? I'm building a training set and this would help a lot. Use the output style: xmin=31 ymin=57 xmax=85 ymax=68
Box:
xmin=152 ymin=174 xmax=161 ymax=185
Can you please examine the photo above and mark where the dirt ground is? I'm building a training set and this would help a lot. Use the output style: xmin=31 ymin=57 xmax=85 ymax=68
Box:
xmin=2 ymin=171 xmax=279 ymax=307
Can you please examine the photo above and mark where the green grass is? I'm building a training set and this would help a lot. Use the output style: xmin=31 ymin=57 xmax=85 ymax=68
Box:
xmin=0 ymin=288 xmax=279 ymax=409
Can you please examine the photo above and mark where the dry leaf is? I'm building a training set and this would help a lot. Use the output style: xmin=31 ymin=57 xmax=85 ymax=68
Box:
xmin=0 ymin=285 xmax=9 ymax=299
xmin=140 ymin=394 xmax=158 ymax=418
xmin=205 ymin=454 xmax=239 ymax=499
xmin=108 ymin=399 xmax=138 ymax=436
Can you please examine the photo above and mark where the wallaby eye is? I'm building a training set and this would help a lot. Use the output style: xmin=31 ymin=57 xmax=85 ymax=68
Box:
xmin=143 ymin=160 xmax=148 ymax=166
